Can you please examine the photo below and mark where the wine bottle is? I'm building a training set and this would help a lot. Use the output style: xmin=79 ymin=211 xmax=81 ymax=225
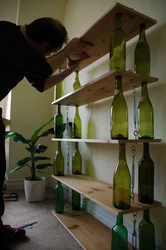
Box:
xmin=55 ymin=181 xmax=64 ymax=214
xmin=137 ymin=81 xmax=154 ymax=139
xmin=111 ymin=215 xmax=128 ymax=250
xmin=135 ymin=23 xmax=150 ymax=76
xmin=73 ymin=70 xmax=81 ymax=90
xmin=72 ymin=106 xmax=82 ymax=138
xmin=72 ymin=190 xmax=80 ymax=210
xmin=54 ymin=68 xmax=64 ymax=100
xmin=110 ymin=76 xmax=128 ymax=139
xmin=54 ymin=104 xmax=63 ymax=138
xmin=54 ymin=141 xmax=64 ymax=176
xmin=139 ymin=210 xmax=155 ymax=250
xmin=72 ymin=142 xmax=82 ymax=174
xmin=110 ymin=13 xmax=126 ymax=71
xmin=138 ymin=143 xmax=154 ymax=204
xmin=113 ymin=143 xmax=131 ymax=209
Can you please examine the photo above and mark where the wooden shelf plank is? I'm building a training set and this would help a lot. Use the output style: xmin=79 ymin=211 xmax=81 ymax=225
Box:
xmin=66 ymin=2 xmax=156 ymax=71
xmin=52 ymin=138 xmax=162 ymax=144
xmin=52 ymin=69 xmax=158 ymax=106
xmin=52 ymin=175 xmax=161 ymax=216
xmin=52 ymin=208 xmax=132 ymax=250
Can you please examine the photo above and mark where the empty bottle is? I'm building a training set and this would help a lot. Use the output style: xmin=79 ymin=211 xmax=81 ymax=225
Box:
xmin=139 ymin=210 xmax=155 ymax=250
xmin=138 ymin=143 xmax=154 ymax=204
xmin=54 ymin=104 xmax=63 ymax=138
xmin=110 ymin=12 xmax=126 ymax=71
xmin=72 ymin=190 xmax=80 ymax=210
xmin=72 ymin=142 xmax=82 ymax=174
xmin=110 ymin=76 xmax=128 ymax=139
xmin=72 ymin=106 xmax=82 ymax=138
xmin=54 ymin=141 xmax=64 ymax=176
xmin=113 ymin=143 xmax=131 ymax=209
xmin=111 ymin=215 xmax=128 ymax=250
xmin=55 ymin=181 xmax=64 ymax=214
xmin=73 ymin=70 xmax=81 ymax=90
xmin=54 ymin=67 xmax=64 ymax=100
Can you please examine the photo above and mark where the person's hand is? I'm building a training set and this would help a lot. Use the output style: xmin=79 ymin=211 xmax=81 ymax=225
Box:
xmin=66 ymin=37 xmax=92 ymax=60
xmin=67 ymin=54 xmax=89 ymax=73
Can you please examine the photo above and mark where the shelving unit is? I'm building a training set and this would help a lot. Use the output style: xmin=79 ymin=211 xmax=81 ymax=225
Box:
xmin=52 ymin=69 xmax=158 ymax=106
xmin=52 ymin=138 xmax=161 ymax=144
xmin=52 ymin=2 xmax=160 ymax=249
xmin=52 ymin=174 xmax=161 ymax=216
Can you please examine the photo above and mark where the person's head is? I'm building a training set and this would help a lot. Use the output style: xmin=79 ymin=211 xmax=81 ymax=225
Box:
xmin=26 ymin=17 xmax=68 ymax=56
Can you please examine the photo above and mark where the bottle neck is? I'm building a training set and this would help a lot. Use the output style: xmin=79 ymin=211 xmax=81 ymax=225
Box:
xmin=57 ymin=104 xmax=61 ymax=113
xmin=58 ymin=141 xmax=62 ymax=152
xmin=139 ymin=23 xmax=146 ymax=40
xmin=75 ymin=142 xmax=79 ymax=150
xmin=141 ymin=81 xmax=149 ymax=98
xmin=115 ymin=13 xmax=122 ymax=29
xmin=115 ymin=76 xmax=122 ymax=93
xmin=143 ymin=143 xmax=150 ymax=157
xmin=143 ymin=210 xmax=150 ymax=221
xmin=75 ymin=106 xmax=79 ymax=115
xmin=117 ymin=215 xmax=123 ymax=225
xmin=57 ymin=181 xmax=61 ymax=186
xmin=75 ymin=70 xmax=79 ymax=81
xmin=119 ymin=143 xmax=126 ymax=161
xmin=58 ymin=67 xmax=62 ymax=73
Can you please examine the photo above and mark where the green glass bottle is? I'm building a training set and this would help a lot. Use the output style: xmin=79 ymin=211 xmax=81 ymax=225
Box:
xmin=54 ymin=68 xmax=64 ymax=100
xmin=137 ymin=81 xmax=154 ymax=139
xmin=110 ymin=12 xmax=126 ymax=71
xmin=72 ymin=142 xmax=82 ymax=174
xmin=72 ymin=190 xmax=80 ymax=210
xmin=138 ymin=143 xmax=154 ymax=204
xmin=135 ymin=23 xmax=150 ymax=76
xmin=54 ymin=141 xmax=64 ymax=176
xmin=54 ymin=104 xmax=63 ymax=138
xmin=111 ymin=215 xmax=128 ymax=250
xmin=110 ymin=76 xmax=128 ymax=139
xmin=55 ymin=181 xmax=64 ymax=214
xmin=72 ymin=106 xmax=82 ymax=138
xmin=139 ymin=210 xmax=155 ymax=250
xmin=113 ymin=143 xmax=131 ymax=209
xmin=73 ymin=71 xmax=81 ymax=90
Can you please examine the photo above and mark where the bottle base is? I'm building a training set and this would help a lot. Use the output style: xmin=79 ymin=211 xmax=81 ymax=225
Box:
xmin=111 ymin=134 xmax=128 ymax=140
xmin=138 ymin=136 xmax=154 ymax=139
xmin=114 ymin=201 xmax=130 ymax=210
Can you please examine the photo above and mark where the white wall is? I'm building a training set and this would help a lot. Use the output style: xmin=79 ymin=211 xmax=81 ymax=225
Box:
xmin=7 ymin=0 xmax=67 ymax=180
xmin=62 ymin=0 xmax=166 ymax=247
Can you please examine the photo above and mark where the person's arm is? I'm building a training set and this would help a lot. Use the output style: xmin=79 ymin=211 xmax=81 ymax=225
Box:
xmin=44 ymin=56 xmax=87 ymax=91
xmin=46 ymin=38 xmax=89 ymax=73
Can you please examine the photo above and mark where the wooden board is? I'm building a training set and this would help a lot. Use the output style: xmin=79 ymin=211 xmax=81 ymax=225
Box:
xmin=52 ymin=208 xmax=133 ymax=250
xmin=52 ymin=138 xmax=161 ymax=144
xmin=52 ymin=175 xmax=161 ymax=216
xmin=63 ymin=2 xmax=156 ymax=71
xmin=52 ymin=69 xmax=158 ymax=106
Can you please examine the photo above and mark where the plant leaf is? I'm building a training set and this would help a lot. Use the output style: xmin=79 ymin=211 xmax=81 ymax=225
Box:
xmin=16 ymin=157 xmax=32 ymax=166
xmin=34 ymin=156 xmax=51 ymax=162
xmin=9 ymin=165 xmax=25 ymax=173
xmin=26 ymin=144 xmax=47 ymax=154
xmin=30 ymin=117 xmax=54 ymax=144
xmin=38 ymin=127 xmax=54 ymax=138
xmin=5 ymin=131 xmax=16 ymax=139
xmin=5 ymin=131 xmax=30 ymax=144
xmin=36 ymin=170 xmax=44 ymax=174
xmin=36 ymin=163 xmax=53 ymax=169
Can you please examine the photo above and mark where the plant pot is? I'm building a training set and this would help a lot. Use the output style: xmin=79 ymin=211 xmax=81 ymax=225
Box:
xmin=24 ymin=176 xmax=46 ymax=202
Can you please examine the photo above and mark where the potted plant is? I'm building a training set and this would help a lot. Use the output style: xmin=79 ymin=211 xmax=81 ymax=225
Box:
xmin=5 ymin=118 xmax=54 ymax=202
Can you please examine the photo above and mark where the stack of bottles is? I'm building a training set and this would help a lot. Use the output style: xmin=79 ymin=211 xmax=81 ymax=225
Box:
xmin=110 ymin=12 xmax=156 ymax=250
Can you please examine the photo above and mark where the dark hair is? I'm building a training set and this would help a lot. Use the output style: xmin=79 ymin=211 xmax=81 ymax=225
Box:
xmin=26 ymin=17 xmax=68 ymax=50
